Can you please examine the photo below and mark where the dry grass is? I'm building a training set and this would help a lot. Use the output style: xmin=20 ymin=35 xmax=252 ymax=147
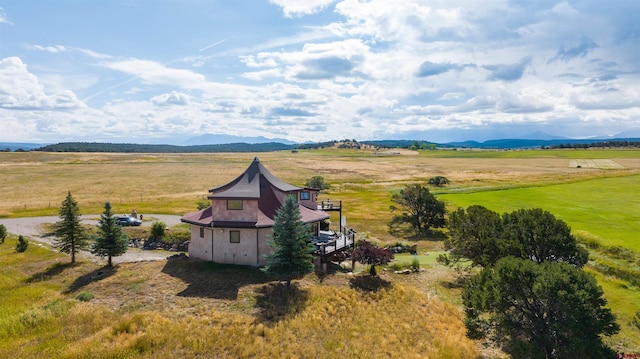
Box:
xmin=0 ymin=239 xmax=481 ymax=359
xmin=3 ymin=150 xmax=639 ymax=219
xmin=2 ymin=148 xmax=640 ymax=356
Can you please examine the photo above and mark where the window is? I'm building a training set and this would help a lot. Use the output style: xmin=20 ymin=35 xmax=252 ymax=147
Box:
xmin=227 ymin=200 xmax=243 ymax=210
xmin=300 ymin=191 xmax=310 ymax=200
xmin=199 ymin=227 xmax=204 ymax=238
xmin=230 ymin=230 xmax=240 ymax=243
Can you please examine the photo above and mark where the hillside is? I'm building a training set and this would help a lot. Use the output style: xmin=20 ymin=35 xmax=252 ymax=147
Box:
xmin=0 ymin=236 xmax=481 ymax=359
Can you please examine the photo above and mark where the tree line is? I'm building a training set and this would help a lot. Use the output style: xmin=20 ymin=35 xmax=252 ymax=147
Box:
xmin=549 ymin=140 xmax=640 ymax=149
xmin=33 ymin=142 xmax=296 ymax=153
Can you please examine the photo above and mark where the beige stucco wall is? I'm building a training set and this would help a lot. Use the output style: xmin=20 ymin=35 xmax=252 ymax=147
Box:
xmin=188 ymin=226 xmax=213 ymax=261
xmin=188 ymin=224 xmax=274 ymax=266
xmin=211 ymin=199 xmax=259 ymax=222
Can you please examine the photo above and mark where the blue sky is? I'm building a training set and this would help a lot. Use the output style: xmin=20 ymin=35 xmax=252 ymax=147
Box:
xmin=1 ymin=0 xmax=639 ymax=144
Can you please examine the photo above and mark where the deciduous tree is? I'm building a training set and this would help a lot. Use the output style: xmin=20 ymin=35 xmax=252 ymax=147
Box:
xmin=352 ymin=240 xmax=394 ymax=276
xmin=263 ymin=195 xmax=315 ymax=287
xmin=305 ymin=175 xmax=330 ymax=191
xmin=54 ymin=191 xmax=87 ymax=263
xmin=91 ymin=202 xmax=128 ymax=267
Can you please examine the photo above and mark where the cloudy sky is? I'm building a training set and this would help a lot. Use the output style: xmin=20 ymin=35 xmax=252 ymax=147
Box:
xmin=1 ymin=0 xmax=639 ymax=144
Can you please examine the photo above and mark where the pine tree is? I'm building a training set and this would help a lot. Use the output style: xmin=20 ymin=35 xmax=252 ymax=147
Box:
xmin=54 ymin=191 xmax=87 ymax=263
xmin=91 ymin=202 xmax=128 ymax=267
xmin=263 ymin=195 xmax=315 ymax=286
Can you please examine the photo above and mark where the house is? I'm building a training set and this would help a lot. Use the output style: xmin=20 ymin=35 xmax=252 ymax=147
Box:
xmin=181 ymin=157 xmax=354 ymax=266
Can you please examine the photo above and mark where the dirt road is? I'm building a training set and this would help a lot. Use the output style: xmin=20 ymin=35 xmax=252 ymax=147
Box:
xmin=0 ymin=214 xmax=184 ymax=264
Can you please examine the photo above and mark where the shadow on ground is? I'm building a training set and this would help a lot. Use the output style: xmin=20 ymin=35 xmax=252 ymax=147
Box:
xmin=63 ymin=265 xmax=117 ymax=293
xmin=349 ymin=274 xmax=392 ymax=292
xmin=161 ymin=258 xmax=272 ymax=300
xmin=255 ymin=282 xmax=309 ymax=325
xmin=26 ymin=261 xmax=79 ymax=283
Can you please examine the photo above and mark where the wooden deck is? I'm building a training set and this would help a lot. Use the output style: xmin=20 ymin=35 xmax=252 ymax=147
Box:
xmin=317 ymin=200 xmax=342 ymax=211
xmin=311 ymin=229 xmax=355 ymax=256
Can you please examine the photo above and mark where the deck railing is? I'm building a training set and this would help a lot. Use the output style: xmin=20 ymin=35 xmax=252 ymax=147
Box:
xmin=311 ymin=228 xmax=356 ymax=256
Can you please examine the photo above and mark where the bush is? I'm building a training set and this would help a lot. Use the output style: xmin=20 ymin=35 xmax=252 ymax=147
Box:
xmin=0 ymin=224 xmax=6 ymax=243
xmin=428 ymin=176 xmax=449 ymax=187
xmin=164 ymin=229 xmax=190 ymax=245
xmin=16 ymin=235 xmax=28 ymax=252
xmin=196 ymin=200 xmax=209 ymax=210
xmin=76 ymin=291 xmax=94 ymax=302
xmin=150 ymin=221 xmax=167 ymax=239
xmin=411 ymin=256 xmax=420 ymax=270
xmin=305 ymin=176 xmax=331 ymax=191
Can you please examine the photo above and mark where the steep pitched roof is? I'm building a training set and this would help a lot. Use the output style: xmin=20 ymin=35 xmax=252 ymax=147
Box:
xmin=208 ymin=157 xmax=301 ymax=199
xmin=181 ymin=157 xmax=329 ymax=228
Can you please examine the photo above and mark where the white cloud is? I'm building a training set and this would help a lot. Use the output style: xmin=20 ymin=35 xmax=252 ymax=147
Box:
xmin=0 ymin=7 xmax=10 ymax=24
xmin=151 ymin=91 xmax=192 ymax=107
xmin=102 ymin=59 xmax=207 ymax=88
xmin=26 ymin=44 xmax=67 ymax=53
xmin=270 ymin=0 xmax=335 ymax=18
xmin=0 ymin=57 xmax=84 ymax=110
xmin=1 ymin=1 xmax=639 ymax=143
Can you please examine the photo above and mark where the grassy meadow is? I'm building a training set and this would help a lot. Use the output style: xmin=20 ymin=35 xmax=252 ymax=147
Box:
xmin=1 ymin=148 xmax=640 ymax=355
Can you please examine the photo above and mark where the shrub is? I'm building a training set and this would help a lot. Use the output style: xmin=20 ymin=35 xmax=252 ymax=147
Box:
xmin=428 ymin=176 xmax=450 ymax=187
xmin=16 ymin=235 xmax=28 ymax=252
xmin=76 ymin=291 xmax=94 ymax=302
xmin=164 ymin=229 xmax=190 ymax=245
xmin=411 ymin=256 xmax=420 ymax=270
xmin=0 ymin=224 xmax=6 ymax=244
xmin=305 ymin=176 xmax=330 ymax=191
xmin=150 ymin=221 xmax=167 ymax=239
xmin=196 ymin=200 xmax=209 ymax=210
xmin=352 ymin=240 xmax=394 ymax=276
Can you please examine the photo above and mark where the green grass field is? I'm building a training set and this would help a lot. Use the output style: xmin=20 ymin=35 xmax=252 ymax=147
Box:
xmin=440 ymin=174 xmax=640 ymax=251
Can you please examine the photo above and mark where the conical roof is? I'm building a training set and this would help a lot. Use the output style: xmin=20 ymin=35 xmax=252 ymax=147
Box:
xmin=208 ymin=157 xmax=301 ymax=199
xmin=181 ymin=157 xmax=329 ymax=228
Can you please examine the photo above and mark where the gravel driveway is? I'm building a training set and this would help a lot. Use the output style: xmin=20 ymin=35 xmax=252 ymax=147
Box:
xmin=0 ymin=214 xmax=184 ymax=264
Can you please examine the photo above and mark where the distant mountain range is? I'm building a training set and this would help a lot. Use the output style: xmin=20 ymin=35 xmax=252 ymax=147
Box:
xmin=2 ymin=132 xmax=640 ymax=153
xmin=183 ymin=134 xmax=296 ymax=146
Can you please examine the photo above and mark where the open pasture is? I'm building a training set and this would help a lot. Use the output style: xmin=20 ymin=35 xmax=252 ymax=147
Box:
xmin=440 ymin=174 xmax=640 ymax=251
xmin=2 ymin=149 xmax=639 ymax=218
xmin=1 ymin=148 xmax=640 ymax=354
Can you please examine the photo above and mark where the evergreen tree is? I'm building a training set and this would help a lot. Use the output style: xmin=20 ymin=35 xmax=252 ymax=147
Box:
xmin=442 ymin=206 xmax=588 ymax=268
xmin=91 ymin=202 xmax=128 ymax=267
xmin=54 ymin=191 xmax=87 ymax=263
xmin=464 ymin=257 xmax=619 ymax=358
xmin=263 ymin=195 xmax=315 ymax=286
